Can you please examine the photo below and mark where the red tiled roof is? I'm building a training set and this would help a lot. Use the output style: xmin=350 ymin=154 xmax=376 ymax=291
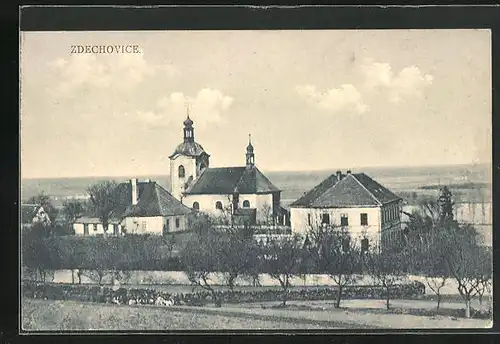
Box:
xmin=290 ymin=173 xmax=401 ymax=208
xmin=184 ymin=166 xmax=280 ymax=195
xmin=75 ymin=181 xmax=191 ymax=223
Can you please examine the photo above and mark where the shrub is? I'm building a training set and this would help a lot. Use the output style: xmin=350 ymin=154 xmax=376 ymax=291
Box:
xmin=22 ymin=280 xmax=425 ymax=307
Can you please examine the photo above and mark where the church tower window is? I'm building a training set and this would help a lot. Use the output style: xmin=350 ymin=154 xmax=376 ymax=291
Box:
xmin=178 ymin=165 xmax=185 ymax=178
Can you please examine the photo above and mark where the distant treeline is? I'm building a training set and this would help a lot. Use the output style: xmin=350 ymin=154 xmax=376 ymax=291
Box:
xmin=419 ymin=182 xmax=490 ymax=190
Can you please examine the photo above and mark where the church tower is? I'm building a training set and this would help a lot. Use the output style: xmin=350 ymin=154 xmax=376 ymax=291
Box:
xmin=246 ymin=134 xmax=255 ymax=167
xmin=169 ymin=110 xmax=210 ymax=201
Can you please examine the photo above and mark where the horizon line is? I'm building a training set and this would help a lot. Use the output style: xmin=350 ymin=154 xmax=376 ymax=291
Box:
xmin=21 ymin=161 xmax=491 ymax=181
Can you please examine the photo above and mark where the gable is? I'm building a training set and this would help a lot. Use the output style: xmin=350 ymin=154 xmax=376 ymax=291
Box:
xmin=311 ymin=175 xmax=380 ymax=207
xmin=290 ymin=172 xmax=401 ymax=209
xmin=289 ymin=174 xmax=342 ymax=207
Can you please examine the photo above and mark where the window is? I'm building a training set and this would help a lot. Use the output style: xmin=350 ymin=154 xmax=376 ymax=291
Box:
xmin=175 ymin=217 xmax=180 ymax=228
xmin=83 ymin=224 xmax=89 ymax=236
xmin=192 ymin=201 xmax=200 ymax=211
xmin=215 ymin=201 xmax=223 ymax=210
xmin=166 ymin=219 xmax=170 ymax=229
xmin=243 ymin=200 xmax=250 ymax=208
xmin=113 ymin=224 xmax=119 ymax=235
xmin=361 ymin=238 xmax=369 ymax=252
xmin=93 ymin=223 xmax=98 ymax=232
xmin=307 ymin=213 xmax=312 ymax=226
xmin=141 ymin=221 xmax=147 ymax=231
xmin=178 ymin=165 xmax=185 ymax=178
xmin=321 ymin=213 xmax=330 ymax=225
xmin=340 ymin=214 xmax=349 ymax=227
xmin=360 ymin=213 xmax=368 ymax=226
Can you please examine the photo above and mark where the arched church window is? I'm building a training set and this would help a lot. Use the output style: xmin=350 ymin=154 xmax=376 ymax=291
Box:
xmin=243 ymin=200 xmax=250 ymax=208
xmin=193 ymin=202 xmax=200 ymax=211
xmin=178 ymin=165 xmax=185 ymax=178
xmin=215 ymin=201 xmax=223 ymax=210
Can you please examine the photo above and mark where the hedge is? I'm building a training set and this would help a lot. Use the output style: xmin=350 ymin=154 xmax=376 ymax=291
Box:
xmin=22 ymin=280 xmax=425 ymax=306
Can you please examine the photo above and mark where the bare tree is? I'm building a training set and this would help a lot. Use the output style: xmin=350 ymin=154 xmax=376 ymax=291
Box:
xmin=180 ymin=226 xmax=225 ymax=307
xmin=304 ymin=220 xmax=361 ymax=308
xmin=406 ymin=229 xmax=449 ymax=313
xmin=366 ymin=245 xmax=409 ymax=311
xmin=217 ymin=226 xmax=260 ymax=291
xmin=62 ymin=199 xmax=86 ymax=224
xmin=441 ymin=224 xmax=489 ymax=318
xmin=86 ymin=181 xmax=119 ymax=237
xmin=262 ymin=234 xmax=304 ymax=306
xmin=260 ymin=202 xmax=273 ymax=226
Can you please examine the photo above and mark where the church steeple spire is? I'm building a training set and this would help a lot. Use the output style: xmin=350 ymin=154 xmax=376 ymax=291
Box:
xmin=183 ymin=106 xmax=194 ymax=143
xmin=246 ymin=134 xmax=255 ymax=167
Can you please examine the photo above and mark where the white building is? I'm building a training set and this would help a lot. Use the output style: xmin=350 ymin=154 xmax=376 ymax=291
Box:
xmin=289 ymin=170 xmax=403 ymax=251
xmin=73 ymin=178 xmax=192 ymax=236
xmin=169 ymin=115 xmax=288 ymax=225
xmin=21 ymin=204 xmax=51 ymax=229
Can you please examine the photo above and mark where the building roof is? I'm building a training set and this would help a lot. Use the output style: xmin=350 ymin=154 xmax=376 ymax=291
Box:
xmin=184 ymin=166 xmax=281 ymax=195
xmin=290 ymin=172 xmax=401 ymax=208
xmin=123 ymin=182 xmax=192 ymax=217
xmin=75 ymin=180 xmax=191 ymax=223
xmin=169 ymin=142 xmax=209 ymax=158
xmin=21 ymin=204 xmax=42 ymax=224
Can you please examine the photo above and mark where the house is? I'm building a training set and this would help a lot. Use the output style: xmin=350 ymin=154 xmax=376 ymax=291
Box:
xmin=73 ymin=179 xmax=192 ymax=236
xmin=169 ymin=114 xmax=289 ymax=225
xmin=21 ymin=204 xmax=51 ymax=229
xmin=289 ymin=170 xmax=403 ymax=251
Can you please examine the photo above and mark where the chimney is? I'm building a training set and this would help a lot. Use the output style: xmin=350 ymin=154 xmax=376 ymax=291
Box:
xmin=144 ymin=179 xmax=150 ymax=183
xmin=336 ymin=170 xmax=342 ymax=181
xmin=347 ymin=170 xmax=352 ymax=175
xmin=131 ymin=178 xmax=138 ymax=205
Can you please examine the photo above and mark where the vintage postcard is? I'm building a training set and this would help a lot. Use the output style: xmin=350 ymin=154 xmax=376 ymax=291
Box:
xmin=20 ymin=23 xmax=493 ymax=332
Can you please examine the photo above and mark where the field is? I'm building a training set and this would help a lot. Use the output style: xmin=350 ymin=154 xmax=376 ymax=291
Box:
xmin=21 ymin=163 xmax=492 ymax=207
xmin=22 ymin=298 xmax=492 ymax=331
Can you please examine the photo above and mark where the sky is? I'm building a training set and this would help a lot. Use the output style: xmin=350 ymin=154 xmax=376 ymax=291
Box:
xmin=20 ymin=30 xmax=492 ymax=179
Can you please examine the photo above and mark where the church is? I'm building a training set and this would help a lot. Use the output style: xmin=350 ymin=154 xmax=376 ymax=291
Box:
xmin=169 ymin=114 xmax=289 ymax=226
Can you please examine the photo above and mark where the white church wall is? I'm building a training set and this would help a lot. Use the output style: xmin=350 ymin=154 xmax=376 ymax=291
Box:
xmin=170 ymin=155 xmax=197 ymax=201
xmin=183 ymin=194 xmax=233 ymax=217
xmin=183 ymin=193 xmax=274 ymax=222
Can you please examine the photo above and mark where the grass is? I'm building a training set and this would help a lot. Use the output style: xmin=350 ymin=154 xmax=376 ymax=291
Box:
xmin=22 ymin=299 xmax=343 ymax=331
xmin=22 ymin=297 xmax=492 ymax=331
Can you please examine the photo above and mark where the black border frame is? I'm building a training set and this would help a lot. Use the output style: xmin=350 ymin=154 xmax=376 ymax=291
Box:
xmin=6 ymin=3 xmax=500 ymax=343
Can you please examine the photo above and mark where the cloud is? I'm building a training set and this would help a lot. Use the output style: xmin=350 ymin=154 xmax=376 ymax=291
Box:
xmin=295 ymin=84 xmax=368 ymax=114
xmin=48 ymin=53 xmax=179 ymax=97
xmin=130 ymin=88 xmax=234 ymax=129
xmin=360 ymin=59 xmax=434 ymax=104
